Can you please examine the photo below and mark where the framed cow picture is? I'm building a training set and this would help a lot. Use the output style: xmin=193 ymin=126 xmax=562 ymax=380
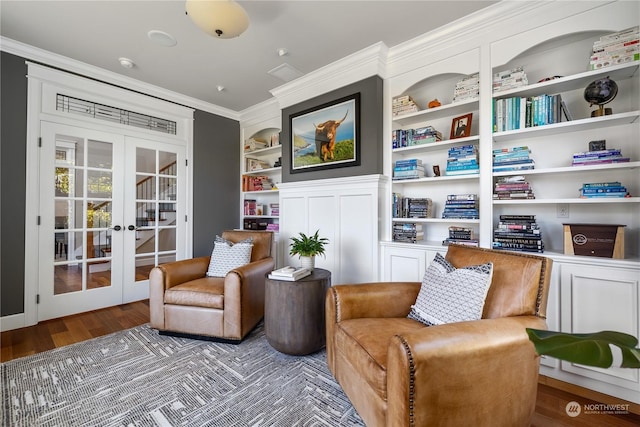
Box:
xmin=289 ymin=93 xmax=360 ymax=173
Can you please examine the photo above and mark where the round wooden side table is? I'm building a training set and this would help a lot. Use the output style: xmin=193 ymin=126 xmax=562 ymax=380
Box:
xmin=265 ymin=268 xmax=331 ymax=355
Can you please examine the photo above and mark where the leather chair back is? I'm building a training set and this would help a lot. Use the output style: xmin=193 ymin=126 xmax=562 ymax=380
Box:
xmin=445 ymin=244 xmax=552 ymax=319
xmin=221 ymin=230 xmax=273 ymax=262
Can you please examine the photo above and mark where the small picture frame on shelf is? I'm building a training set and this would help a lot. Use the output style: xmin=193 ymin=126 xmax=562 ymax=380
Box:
xmin=450 ymin=113 xmax=473 ymax=139
xmin=433 ymin=165 xmax=441 ymax=177
xmin=589 ymin=139 xmax=606 ymax=151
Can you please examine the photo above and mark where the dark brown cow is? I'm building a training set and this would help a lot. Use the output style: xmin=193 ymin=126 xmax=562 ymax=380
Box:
xmin=314 ymin=111 xmax=348 ymax=161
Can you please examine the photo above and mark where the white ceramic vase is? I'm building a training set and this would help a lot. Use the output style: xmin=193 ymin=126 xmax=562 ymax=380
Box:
xmin=300 ymin=256 xmax=315 ymax=272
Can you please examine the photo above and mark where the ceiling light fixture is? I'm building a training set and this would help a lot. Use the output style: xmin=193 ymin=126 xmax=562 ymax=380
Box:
xmin=185 ymin=0 xmax=249 ymax=39
xmin=277 ymin=48 xmax=288 ymax=57
xmin=118 ymin=57 xmax=135 ymax=69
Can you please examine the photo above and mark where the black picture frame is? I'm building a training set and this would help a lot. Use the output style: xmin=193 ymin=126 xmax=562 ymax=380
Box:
xmin=289 ymin=93 xmax=360 ymax=174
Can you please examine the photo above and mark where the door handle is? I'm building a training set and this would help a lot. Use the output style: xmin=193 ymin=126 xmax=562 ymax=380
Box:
xmin=112 ymin=225 xmax=122 ymax=231
xmin=128 ymin=225 xmax=137 ymax=231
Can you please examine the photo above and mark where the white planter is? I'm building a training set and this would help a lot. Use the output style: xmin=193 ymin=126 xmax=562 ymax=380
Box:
xmin=300 ymin=256 xmax=315 ymax=272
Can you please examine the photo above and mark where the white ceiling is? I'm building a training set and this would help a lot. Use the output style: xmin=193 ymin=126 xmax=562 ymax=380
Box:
xmin=1 ymin=1 xmax=498 ymax=113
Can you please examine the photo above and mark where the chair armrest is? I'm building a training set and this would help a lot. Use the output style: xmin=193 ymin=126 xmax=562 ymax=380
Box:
xmin=223 ymin=257 xmax=275 ymax=339
xmin=150 ymin=256 xmax=210 ymax=290
xmin=386 ymin=316 xmax=548 ymax=426
xmin=326 ymin=282 xmax=421 ymax=322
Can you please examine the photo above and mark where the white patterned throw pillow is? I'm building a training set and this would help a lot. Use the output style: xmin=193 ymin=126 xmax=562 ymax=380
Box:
xmin=206 ymin=236 xmax=254 ymax=277
xmin=407 ymin=252 xmax=493 ymax=326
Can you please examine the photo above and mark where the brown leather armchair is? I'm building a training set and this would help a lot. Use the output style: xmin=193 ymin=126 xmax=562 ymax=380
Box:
xmin=149 ymin=230 xmax=274 ymax=341
xmin=326 ymin=244 xmax=553 ymax=427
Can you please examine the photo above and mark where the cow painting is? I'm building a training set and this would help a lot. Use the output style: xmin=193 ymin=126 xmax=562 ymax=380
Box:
xmin=313 ymin=110 xmax=348 ymax=162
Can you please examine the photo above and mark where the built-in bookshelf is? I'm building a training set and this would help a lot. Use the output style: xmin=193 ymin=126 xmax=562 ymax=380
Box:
xmin=241 ymin=127 xmax=281 ymax=233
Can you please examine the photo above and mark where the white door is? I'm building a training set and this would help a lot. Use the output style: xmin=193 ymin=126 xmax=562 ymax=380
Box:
xmin=38 ymin=122 xmax=186 ymax=320
xmin=122 ymin=137 xmax=186 ymax=303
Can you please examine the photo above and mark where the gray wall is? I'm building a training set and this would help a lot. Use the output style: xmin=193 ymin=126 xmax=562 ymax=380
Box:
xmin=1 ymin=52 xmax=28 ymax=316
xmin=281 ymin=75 xmax=383 ymax=182
xmin=192 ymin=110 xmax=240 ymax=257
xmin=0 ymin=53 xmax=240 ymax=317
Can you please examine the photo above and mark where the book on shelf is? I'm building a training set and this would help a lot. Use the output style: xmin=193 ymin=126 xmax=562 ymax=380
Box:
xmin=493 ymin=214 xmax=544 ymax=253
xmin=242 ymin=175 xmax=273 ymax=191
xmin=493 ymin=94 xmax=570 ymax=132
xmin=572 ymin=148 xmax=630 ymax=166
xmin=493 ymin=66 xmax=528 ymax=93
xmin=453 ymin=73 xmax=480 ymax=103
xmin=268 ymin=266 xmax=311 ymax=281
xmin=590 ymin=26 xmax=639 ymax=70
xmin=245 ymin=157 xmax=272 ymax=172
xmin=579 ymin=181 xmax=629 ymax=198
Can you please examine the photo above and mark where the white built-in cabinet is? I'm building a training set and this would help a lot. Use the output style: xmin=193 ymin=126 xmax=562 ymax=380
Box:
xmin=380 ymin=0 xmax=639 ymax=405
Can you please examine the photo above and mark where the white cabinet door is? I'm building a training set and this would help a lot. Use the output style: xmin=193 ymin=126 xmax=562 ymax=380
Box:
xmin=382 ymin=245 xmax=427 ymax=282
xmin=560 ymin=263 xmax=640 ymax=399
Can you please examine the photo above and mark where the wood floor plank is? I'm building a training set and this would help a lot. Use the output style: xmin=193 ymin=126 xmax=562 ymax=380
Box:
xmin=2 ymin=299 xmax=639 ymax=426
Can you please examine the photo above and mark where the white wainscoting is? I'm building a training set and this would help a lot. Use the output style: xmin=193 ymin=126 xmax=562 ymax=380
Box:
xmin=278 ymin=174 xmax=388 ymax=285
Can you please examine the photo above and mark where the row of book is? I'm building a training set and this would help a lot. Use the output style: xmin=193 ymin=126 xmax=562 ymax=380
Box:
xmin=453 ymin=73 xmax=479 ymax=103
xmin=244 ymin=200 xmax=280 ymax=216
xmin=391 ymin=194 xmax=433 ymax=218
xmin=446 ymin=145 xmax=479 ymax=176
xmin=242 ymin=175 xmax=274 ymax=192
xmin=392 ymin=95 xmax=419 ymax=117
xmin=493 ymin=66 xmax=528 ymax=93
xmin=442 ymin=194 xmax=479 ymax=219
xmin=571 ymin=148 xmax=630 ymax=166
xmin=493 ymin=94 xmax=571 ymax=132
xmin=442 ymin=226 xmax=478 ymax=247
xmin=493 ymin=176 xmax=536 ymax=200
xmin=493 ymin=146 xmax=535 ymax=172
xmin=393 ymin=158 xmax=424 ymax=180
xmin=579 ymin=181 xmax=630 ymax=198
xmin=590 ymin=26 xmax=639 ymax=70
xmin=393 ymin=223 xmax=424 ymax=243
xmin=492 ymin=214 xmax=544 ymax=253
xmin=392 ymin=126 xmax=443 ymax=149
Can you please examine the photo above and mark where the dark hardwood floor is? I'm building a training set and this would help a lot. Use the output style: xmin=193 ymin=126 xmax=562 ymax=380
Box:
xmin=2 ymin=301 xmax=639 ymax=426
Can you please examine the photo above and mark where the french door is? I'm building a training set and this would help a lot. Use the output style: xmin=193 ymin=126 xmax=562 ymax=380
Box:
xmin=38 ymin=122 xmax=185 ymax=321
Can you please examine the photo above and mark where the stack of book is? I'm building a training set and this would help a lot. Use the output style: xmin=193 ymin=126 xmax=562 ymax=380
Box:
xmin=393 ymin=223 xmax=424 ymax=243
xmin=392 ymin=126 xmax=442 ymax=148
xmin=493 ymin=215 xmax=544 ymax=253
xmin=244 ymin=138 xmax=269 ymax=153
xmin=442 ymin=194 xmax=479 ymax=219
xmin=493 ymin=66 xmax=528 ymax=93
xmin=442 ymin=226 xmax=478 ymax=247
xmin=393 ymin=159 xmax=425 ymax=180
xmin=590 ymin=26 xmax=639 ymax=70
xmin=579 ymin=181 xmax=629 ymax=198
xmin=445 ymin=145 xmax=479 ymax=176
xmin=406 ymin=198 xmax=433 ymax=218
xmin=571 ymin=148 xmax=630 ymax=166
xmin=266 ymin=223 xmax=280 ymax=232
xmin=268 ymin=266 xmax=311 ymax=282
xmin=244 ymin=199 xmax=257 ymax=215
xmin=493 ymin=146 xmax=535 ymax=172
xmin=493 ymin=176 xmax=536 ymax=200
xmin=242 ymin=175 xmax=273 ymax=191
xmin=493 ymin=94 xmax=571 ymax=131
xmin=392 ymin=95 xmax=419 ymax=117
xmin=269 ymin=203 xmax=280 ymax=217
xmin=453 ymin=73 xmax=480 ymax=103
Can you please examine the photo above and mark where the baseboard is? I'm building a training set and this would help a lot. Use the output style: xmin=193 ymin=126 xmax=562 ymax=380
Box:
xmin=539 ymin=375 xmax=640 ymax=415
xmin=0 ymin=313 xmax=26 ymax=332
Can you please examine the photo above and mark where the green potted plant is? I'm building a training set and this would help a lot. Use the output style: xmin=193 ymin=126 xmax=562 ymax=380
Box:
xmin=289 ymin=230 xmax=329 ymax=272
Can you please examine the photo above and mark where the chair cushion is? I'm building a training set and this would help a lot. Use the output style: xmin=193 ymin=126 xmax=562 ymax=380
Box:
xmin=164 ymin=277 xmax=225 ymax=309
xmin=408 ymin=252 xmax=493 ymax=326
xmin=206 ymin=236 xmax=253 ymax=277
xmin=336 ymin=318 xmax=426 ymax=400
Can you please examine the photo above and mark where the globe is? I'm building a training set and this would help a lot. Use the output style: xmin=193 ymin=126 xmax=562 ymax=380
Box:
xmin=584 ymin=76 xmax=618 ymax=116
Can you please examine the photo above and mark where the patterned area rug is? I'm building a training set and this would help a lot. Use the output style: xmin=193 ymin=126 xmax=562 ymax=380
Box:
xmin=1 ymin=323 xmax=364 ymax=426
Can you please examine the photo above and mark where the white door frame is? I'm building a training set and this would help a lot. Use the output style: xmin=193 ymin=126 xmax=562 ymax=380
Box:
xmin=22 ymin=63 xmax=194 ymax=327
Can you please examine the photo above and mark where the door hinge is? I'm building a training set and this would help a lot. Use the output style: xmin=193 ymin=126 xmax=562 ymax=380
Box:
xmin=38 ymin=137 xmax=42 ymax=147
xmin=36 ymin=294 xmax=40 ymax=304
xmin=185 ymin=215 xmax=188 ymax=222
xmin=185 ymin=159 xmax=188 ymax=167
xmin=37 ymin=215 xmax=41 ymax=225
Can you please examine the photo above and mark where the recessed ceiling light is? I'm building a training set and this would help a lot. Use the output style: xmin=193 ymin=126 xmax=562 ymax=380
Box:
xmin=277 ymin=48 xmax=288 ymax=57
xmin=147 ymin=30 xmax=177 ymax=47
xmin=118 ymin=57 xmax=135 ymax=69
xmin=217 ymin=85 xmax=225 ymax=92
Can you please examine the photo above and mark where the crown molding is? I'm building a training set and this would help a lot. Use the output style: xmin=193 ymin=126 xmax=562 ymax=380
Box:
xmin=1 ymin=36 xmax=239 ymax=121
xmin=238 ymin=97 xmax=281 ymax=126
xmin=269 ymin=42 xmax=388 ymax=109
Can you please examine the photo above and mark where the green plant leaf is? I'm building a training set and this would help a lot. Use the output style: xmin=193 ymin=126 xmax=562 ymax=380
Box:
xmin=289 ymin=229 xmax=329 ymax=257
xmin=526 ymin=329 xmax=640 ymax=369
